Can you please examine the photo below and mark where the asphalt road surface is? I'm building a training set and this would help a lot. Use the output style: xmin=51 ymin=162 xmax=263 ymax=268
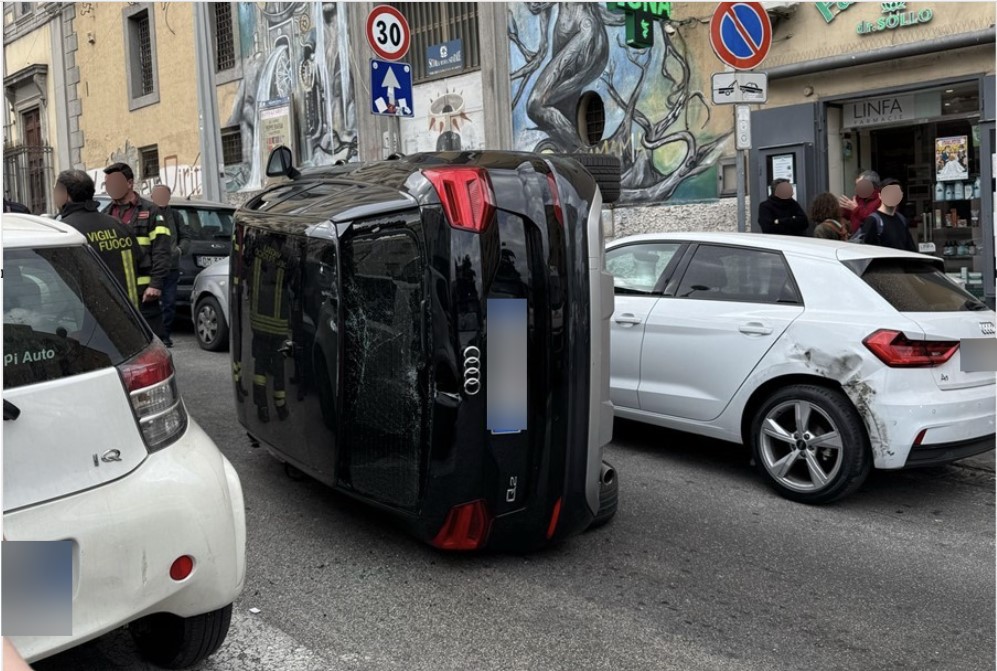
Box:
xmin=36 ymin=328 xmax=996 ymax=671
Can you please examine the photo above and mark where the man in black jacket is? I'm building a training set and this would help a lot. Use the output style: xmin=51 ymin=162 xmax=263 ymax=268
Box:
xmin=858 ymin=178 xmax=917 ymax=252
xmin=758 ymin=179 xmax=809 ymax=236
xmin=102 ymin=162 xmax=170 ymax=340
xmin=54 ymin=170 xmax=144 ymax=308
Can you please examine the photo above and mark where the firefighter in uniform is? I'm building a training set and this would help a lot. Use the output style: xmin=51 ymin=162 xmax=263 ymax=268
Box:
xmin=101 ymin=162 xmax=172 ymax=340
xmin=244 ymin=231 xmax=295 ymax=423
xmin=53 ymin=170 xmax=143 ymax=307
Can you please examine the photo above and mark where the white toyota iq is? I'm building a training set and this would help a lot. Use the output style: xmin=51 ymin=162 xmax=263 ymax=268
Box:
xmin=2 ymin=214 xmax=246 ymax=667
xmin=607 ymin=232 xmax=995 ymax=503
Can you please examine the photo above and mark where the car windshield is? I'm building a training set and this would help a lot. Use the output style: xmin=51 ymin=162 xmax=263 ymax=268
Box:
xmin=174 ymin=206 xmax=235 ymax=241
xmin=857 ymin=259 xmax=989 ymax=312
xmin=3 ymin=246 xmax=149 ymax=390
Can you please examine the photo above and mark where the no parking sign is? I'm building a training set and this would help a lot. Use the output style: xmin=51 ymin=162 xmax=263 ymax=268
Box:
xmin=709 ymin=2 xmax=772 ymax=71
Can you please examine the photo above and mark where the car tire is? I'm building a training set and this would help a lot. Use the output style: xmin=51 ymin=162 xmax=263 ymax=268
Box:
xmin=195 ymin=296 xmax=228 ymax=352
xmin=568 ymin=153 xmax=622 ymax=204
xmin=589 ymin=460 xmax=618 ymax=529
xmin=130 ymin=604 xmax=233 ymax=669
xmin=750 ymin=385 xmax=871 ymax=504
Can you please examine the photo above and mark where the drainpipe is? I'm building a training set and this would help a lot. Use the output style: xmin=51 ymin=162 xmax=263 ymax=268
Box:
xmin=193 ymin=3 xmax=224 ymax=202
xmin=763 ymin=27 xmax=996 ymax=80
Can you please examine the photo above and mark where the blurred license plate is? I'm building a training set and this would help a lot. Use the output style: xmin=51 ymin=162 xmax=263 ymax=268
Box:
xmin=487 ymin=299 xmax=527 ymax=435
xmin=196 ymin=256 xmax=226 ymax=268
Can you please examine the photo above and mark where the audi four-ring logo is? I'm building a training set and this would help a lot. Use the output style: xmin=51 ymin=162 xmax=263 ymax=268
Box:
xmin=463 ymin=346 xmax=481 ymax=396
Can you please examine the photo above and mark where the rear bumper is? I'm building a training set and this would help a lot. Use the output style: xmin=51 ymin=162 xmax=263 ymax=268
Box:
xmin=4 ymin=419 xmax=246 ymax=663
xmin=870 ymin=382 xmax=995 ymax=469
xmin=905 ymin=434 xmax=995 ymax=467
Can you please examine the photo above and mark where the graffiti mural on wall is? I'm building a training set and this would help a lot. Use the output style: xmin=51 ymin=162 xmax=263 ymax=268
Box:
xmin=86 ymin=140 xmax=203 ymax=199
xmin=400 ymin=72 xmax=484 ymax=154
xmin=227 ymin=2 xmax=357 ymax=192
xmin=508 ymin=3 xmax=730 ymax=204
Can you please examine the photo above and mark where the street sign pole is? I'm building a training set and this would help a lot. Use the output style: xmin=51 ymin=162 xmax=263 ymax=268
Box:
xmin=737 ymin=149 xmax=747 ymax=233
xmin=734 ymin=104 xmax=752 ymax=233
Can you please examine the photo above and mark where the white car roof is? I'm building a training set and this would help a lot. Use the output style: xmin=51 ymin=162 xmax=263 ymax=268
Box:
xmin=2 ymin=213 xmax=86 ymax=249
xmin=608 ymin=231 xmax=934 ymax=264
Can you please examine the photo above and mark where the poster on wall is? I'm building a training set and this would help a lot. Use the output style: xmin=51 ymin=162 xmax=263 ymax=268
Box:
xmin=936 ymin=135 xmax=969 ymax=182
xmin=260 ymin=98 xmax=294 ymax=159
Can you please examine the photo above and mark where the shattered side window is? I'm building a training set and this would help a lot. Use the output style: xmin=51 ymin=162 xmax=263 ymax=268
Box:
xmin=340 ymin=214 xmax=428 ymax=509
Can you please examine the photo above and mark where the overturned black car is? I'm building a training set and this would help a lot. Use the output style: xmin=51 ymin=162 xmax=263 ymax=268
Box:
xmin=231 ymin=148 xmax=619 ymax=551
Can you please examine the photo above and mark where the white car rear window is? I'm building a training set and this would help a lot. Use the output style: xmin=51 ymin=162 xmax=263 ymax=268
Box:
xmin=3 ymin=247 xmax=150 ymax=390
xmin=858 ymin=259 xmax=989 ymax=313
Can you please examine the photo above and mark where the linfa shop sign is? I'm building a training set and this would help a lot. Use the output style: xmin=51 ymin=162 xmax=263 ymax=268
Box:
xmin=842 ymin=95 xmax=916 ymax=128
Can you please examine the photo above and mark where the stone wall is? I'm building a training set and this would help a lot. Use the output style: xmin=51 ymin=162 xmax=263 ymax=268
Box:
xmin=604 ymin=198 xmax=748 ymax=241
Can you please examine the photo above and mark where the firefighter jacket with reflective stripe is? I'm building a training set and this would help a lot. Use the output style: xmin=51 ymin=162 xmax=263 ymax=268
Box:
xmin=59 ymin=200 xmax=143 ymax=307
xmin=248 ymin=239 xmax=292 ymax=335
xmin=104 ymin=195 xmax=172 ymax=290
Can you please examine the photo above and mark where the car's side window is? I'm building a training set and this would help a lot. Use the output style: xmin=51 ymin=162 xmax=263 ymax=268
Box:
xmin=606 ymin=243 xmax=682 ymax=295
xmin=675 ymin=245 xmax=799 ymax=304
xmin=176 ymin=208 xmax=234 ymax=241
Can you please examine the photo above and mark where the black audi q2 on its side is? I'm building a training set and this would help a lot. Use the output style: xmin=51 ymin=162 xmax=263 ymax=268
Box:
xmin=231 ymin=148 xmax=619 ymax=551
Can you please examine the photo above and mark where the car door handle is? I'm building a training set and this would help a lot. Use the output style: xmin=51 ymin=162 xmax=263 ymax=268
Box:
xmin=739 ymin=322 xmax=773 ymax=336
xmin=614 ymin=313 xmax=642 ymax=326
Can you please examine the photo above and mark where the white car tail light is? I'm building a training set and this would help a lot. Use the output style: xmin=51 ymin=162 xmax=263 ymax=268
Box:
xmin=863 ymin=329 xmax=959 ymax=368
xmin=117 ymin=341 xmax=188 ymax=451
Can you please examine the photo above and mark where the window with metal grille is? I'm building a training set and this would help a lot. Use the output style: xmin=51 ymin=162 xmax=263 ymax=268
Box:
xmin=221 ymin=126 xmax=243 ymax=166
xmin=213 ymin=3 xmax=235 ymax=72
xmin=126 ymin=7 xmax=158 ymax=105
xmin=139 ymin=145 xmax=159 ymax=180
xmin=389 ymin=3 xmax=480 ymax=83
xmin=135 ymin=12 xmax=154 ymax=95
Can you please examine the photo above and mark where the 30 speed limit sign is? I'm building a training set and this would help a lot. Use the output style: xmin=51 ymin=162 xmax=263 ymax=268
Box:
xmin=366 ymin=5 xmax=410 ymax=61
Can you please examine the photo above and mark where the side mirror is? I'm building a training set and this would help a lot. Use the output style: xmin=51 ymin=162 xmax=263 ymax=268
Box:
xmin=266 ymin=146 xmax=299 ymax=179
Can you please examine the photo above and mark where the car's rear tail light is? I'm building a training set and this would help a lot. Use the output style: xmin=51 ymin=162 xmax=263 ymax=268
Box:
xmin=863 ymin=329 xmax=959 ymax=367
xmin=431 ymin=500 xmax=491 ymax=551
xmin=423 ymin=167 xmax=495 ymax=233
xmin=117 ymin=340 xmax=188 ymax=451
xmin=546 ymin=497 xmax=562 ymax=540
xmin=546 ymin=171 xmax=564 ymax=228
xmin=170 ymin=555 xmax=194 ymax=581
xmin=914 ymin=430 xmax=927 ymax=447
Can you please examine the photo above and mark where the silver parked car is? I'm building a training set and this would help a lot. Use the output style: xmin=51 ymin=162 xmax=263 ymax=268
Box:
xmin=190 ymin=257 xmax=229 ymax=351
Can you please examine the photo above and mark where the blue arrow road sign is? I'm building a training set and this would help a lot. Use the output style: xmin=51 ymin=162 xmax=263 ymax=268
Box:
xmin=370 ymin=59 xmax=413 ymax=117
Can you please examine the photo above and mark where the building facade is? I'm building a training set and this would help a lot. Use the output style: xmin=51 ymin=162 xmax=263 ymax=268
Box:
xmin=751 ymin=0 xmax=996 ymax=303
xmin=4 ymin=1 xmax=994 ymax=304
xmin=3 ymin=2 xmax=83 ymax=213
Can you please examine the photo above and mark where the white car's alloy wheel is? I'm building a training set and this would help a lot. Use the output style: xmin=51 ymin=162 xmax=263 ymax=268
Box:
xmin=759 ymin=400 xmax=844 ymax=493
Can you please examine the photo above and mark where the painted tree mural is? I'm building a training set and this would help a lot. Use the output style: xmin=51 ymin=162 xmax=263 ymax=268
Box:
xmin=509 ymin=3 xmax=731 ymax=204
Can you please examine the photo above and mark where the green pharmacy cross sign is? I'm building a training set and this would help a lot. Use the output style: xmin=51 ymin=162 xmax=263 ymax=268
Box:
xmin=606 ymin=2 xmax=673 ymax=48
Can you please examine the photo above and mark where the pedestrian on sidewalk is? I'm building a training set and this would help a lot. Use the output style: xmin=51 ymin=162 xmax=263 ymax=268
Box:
xmin=758 ymin=179 xmax=809 ymax=236
xmin=151 ymin=185 xmax=191 ymax=348
xmin=810 ymin=192 xmax=850 ymax=241
xmin=857 ymin=178 xmax=916 ymax=252
xmin=101 ymin=162 xmax=171 ymax=342
xmin=54 ymin=169 xmax=144 ymax=308
xmin=838 ymin=170 xmax=881 ymax=234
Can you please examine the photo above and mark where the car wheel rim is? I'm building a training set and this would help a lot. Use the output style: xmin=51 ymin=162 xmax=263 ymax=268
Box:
xmin=197 ymin=305 xmax=218 ymax=343
xmin=759 ymin=400 xmax=844 ymax=493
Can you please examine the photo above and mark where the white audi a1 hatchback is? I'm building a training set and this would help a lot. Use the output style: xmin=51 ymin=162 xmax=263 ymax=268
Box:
xmin=2 ymin=214 xmax=246 ymax=667
xmin=607 ymin=232 xmax=995 ymax=503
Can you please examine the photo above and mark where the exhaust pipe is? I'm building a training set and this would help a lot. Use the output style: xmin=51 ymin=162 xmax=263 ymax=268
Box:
xmin=600 ymin=462 xmax=615 ymax=486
